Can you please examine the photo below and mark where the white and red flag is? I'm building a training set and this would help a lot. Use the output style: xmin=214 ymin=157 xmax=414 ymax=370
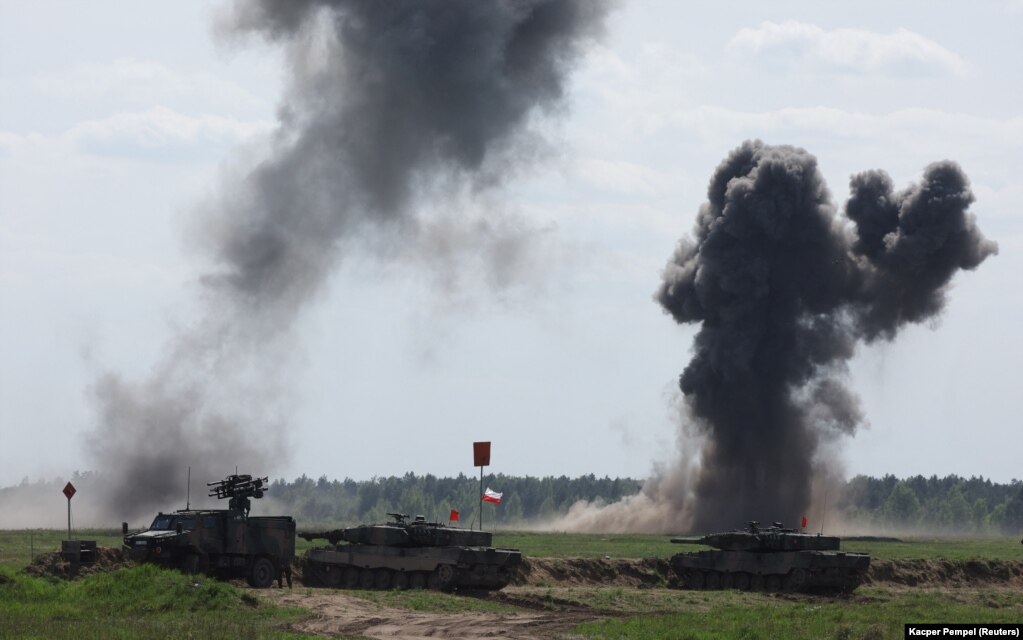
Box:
xmin=482 ymin=488 xmax=503 ymax=504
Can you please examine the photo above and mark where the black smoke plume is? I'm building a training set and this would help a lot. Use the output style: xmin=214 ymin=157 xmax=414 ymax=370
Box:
xmin=85 ymin=0 xmax=612 ymax=522
xmin=656 ymin=140 xmax=996 ymax=532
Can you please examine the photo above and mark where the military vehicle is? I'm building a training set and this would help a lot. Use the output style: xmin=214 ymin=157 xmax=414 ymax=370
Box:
xmin=669 ymin=521 xmax=870 ymax=592
xmin=123 ymin=474 xmax=295 ymax=588
xmin=300 ymin=513 xmax=522 ymax=591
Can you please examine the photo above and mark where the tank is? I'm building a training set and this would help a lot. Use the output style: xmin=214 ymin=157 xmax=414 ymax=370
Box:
xmin=300 ymin=513 xmax=522 ymax=592
xmin=669 ymin=521 xmax=870 ymax=593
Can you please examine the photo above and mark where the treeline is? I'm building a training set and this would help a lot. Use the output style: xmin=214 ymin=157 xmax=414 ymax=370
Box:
xmin=3 ymin=471 xmax=1022 ymax=533
xmin=269 ymin=472 xmax=1023 ymax=533
xmin=838 ymin=474 xmax=1023 ymax=534
xmin=269 ymin=472 xmax=642 ymax=527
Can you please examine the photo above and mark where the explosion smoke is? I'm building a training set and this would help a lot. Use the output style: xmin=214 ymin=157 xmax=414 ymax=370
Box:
xmin=86 ymin=0 xmax=612 ymax=521
xmin=658 ymin=141 xmax=996 ymax=532
xmin=560 ymin=141 xmax=996 ymax=533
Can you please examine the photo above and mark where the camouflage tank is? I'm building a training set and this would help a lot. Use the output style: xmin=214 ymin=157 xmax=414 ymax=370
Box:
xmin=300 ymin=513 xmax=522 ymax=591
xmin=669 ymin=521 xmax=870 ymax=593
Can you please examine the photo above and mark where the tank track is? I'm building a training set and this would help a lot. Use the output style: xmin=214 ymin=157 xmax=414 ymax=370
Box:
xmin=673 ymin=566 xmax=867 ymax=593
xmin=303 ymin=558 xmax=515 ymax=592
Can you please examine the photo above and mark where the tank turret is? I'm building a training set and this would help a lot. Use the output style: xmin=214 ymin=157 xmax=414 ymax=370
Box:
xmin=301 ymin=513 xmax=494 ymax=547
xmin=669 ymin=521 xmax=869 ymax=593
xmin=671 ymin=521 xmax=840 ymax=552
xmin=300 ymin=513 xmax=521 ymax=592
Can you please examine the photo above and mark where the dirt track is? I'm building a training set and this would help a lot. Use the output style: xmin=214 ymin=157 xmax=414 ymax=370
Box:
xmin=263 ymin=589 xmax=599 ymax=640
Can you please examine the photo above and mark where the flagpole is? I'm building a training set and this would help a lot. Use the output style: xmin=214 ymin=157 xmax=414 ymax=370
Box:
xmin=479 ymin=465 xmax=484 ymax=532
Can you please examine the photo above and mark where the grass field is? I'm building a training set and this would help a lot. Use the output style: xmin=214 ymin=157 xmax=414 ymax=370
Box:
xmin=0 ymin=528 xmax=123 ymax=569
xmin=571 ymin=586 xmax=1023 ymax=640
xmin=0 ymin=563 xmax=314 ymax=639
xmin=2 ymin=529 xmax=1021 ymax=640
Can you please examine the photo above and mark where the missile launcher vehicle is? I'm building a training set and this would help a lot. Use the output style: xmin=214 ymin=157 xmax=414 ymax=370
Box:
xmin=300 ymin=513 xmax=522 ymax=591
xmin=123 ymin=474 xmax=295 ymax=588
xmin=669 ymin=521 xmax=870 ymax=593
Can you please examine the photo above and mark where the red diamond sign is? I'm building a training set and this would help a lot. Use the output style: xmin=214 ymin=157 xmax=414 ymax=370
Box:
xmin=62 ymin=482 xmax=76 ymax=500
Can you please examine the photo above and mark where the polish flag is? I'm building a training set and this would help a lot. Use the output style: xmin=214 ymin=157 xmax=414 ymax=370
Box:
xmin=483 ymin=488 xmax=503 ymax=504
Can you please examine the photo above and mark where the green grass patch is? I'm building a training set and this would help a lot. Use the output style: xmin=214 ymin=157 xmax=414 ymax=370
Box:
xmin=0 ymin=563 xmax=312 ymax=639
xmin=0 ymin=529 xmax=123 ymax=570
xmin=573 ymin=587 xmax=1023 ymax=640
xmin=839 ymin=537 xmax=1023 ymax=561
xmin=493 ymin=531 xmax=678 ymax=558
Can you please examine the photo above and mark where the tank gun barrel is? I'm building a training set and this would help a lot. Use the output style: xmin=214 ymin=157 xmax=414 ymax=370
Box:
xmin=670 ymin=537 xmax=709 ymax=545
xmin=299 ymin=530 xmax=347 ymax=545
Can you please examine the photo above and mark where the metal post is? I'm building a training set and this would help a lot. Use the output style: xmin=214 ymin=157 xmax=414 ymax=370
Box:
xmin=479 ymin=466 xmax=484 ymax=532
xmin=67 ymin=498 xmax=72 ymax=541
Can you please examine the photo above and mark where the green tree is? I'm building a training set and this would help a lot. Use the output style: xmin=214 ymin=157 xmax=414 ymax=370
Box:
xmin=882 ymin=482 xmax=921 ymax=527
xmin=502 ymin=492 xmax=524 ymax=524
xmin=944 ymin=486 xmax=972 ymax=533
xmin=1001 ymin=488 xmax=1023 ymax=534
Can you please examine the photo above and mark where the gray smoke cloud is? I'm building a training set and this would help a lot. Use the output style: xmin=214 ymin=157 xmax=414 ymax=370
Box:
xmin=658 ymin=140 xmax=996 ymax=532
xmin=84 ymin=0 xmax=613 ymax=522
xmin=557 ymin=140 xmax=996 ymax=534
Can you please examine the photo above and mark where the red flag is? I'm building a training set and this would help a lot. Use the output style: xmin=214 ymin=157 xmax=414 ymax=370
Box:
xmin=449 ymin=509 xmax=459 ymax=522
xmin=801 ymin=516 xmax=807 ymax=529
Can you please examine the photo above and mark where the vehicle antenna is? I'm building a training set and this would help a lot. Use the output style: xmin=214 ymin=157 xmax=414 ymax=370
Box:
xmin=186 ymin=466 xmax=191 ymax=510
xmin=819 ymin=491 xmax=827 ymax=536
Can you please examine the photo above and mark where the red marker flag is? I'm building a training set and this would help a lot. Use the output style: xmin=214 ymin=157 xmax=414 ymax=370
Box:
xmin=483 ymin=488 xmax=503 ymax=504
xmin=449 ymin=509 xmax=460 ymax=522
xmin=801 ymin=516 xmax=807 ymax=529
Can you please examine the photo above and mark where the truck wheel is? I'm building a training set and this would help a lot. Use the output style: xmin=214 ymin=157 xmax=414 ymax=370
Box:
xmin=248 ymin=557 xmax=275 ymax=589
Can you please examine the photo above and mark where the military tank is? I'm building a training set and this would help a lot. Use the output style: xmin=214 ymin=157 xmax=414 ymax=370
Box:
xmin=300 ymin=513 xmax=522 ymax=591
xmin=669 ymin=521 xmax=870 ymax=593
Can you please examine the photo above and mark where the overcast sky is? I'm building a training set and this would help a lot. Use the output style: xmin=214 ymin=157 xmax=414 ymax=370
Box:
xmin=1 ymin=0 xmax=1021 ymax=489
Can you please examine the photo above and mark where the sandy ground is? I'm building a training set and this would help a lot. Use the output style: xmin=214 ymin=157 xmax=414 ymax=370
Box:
xmin=261 ymin=588 xmax=598 ymax=639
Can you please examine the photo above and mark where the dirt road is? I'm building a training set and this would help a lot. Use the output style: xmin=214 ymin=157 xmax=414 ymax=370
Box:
xmin=262 ymin=588 xmax=598 ymax=639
